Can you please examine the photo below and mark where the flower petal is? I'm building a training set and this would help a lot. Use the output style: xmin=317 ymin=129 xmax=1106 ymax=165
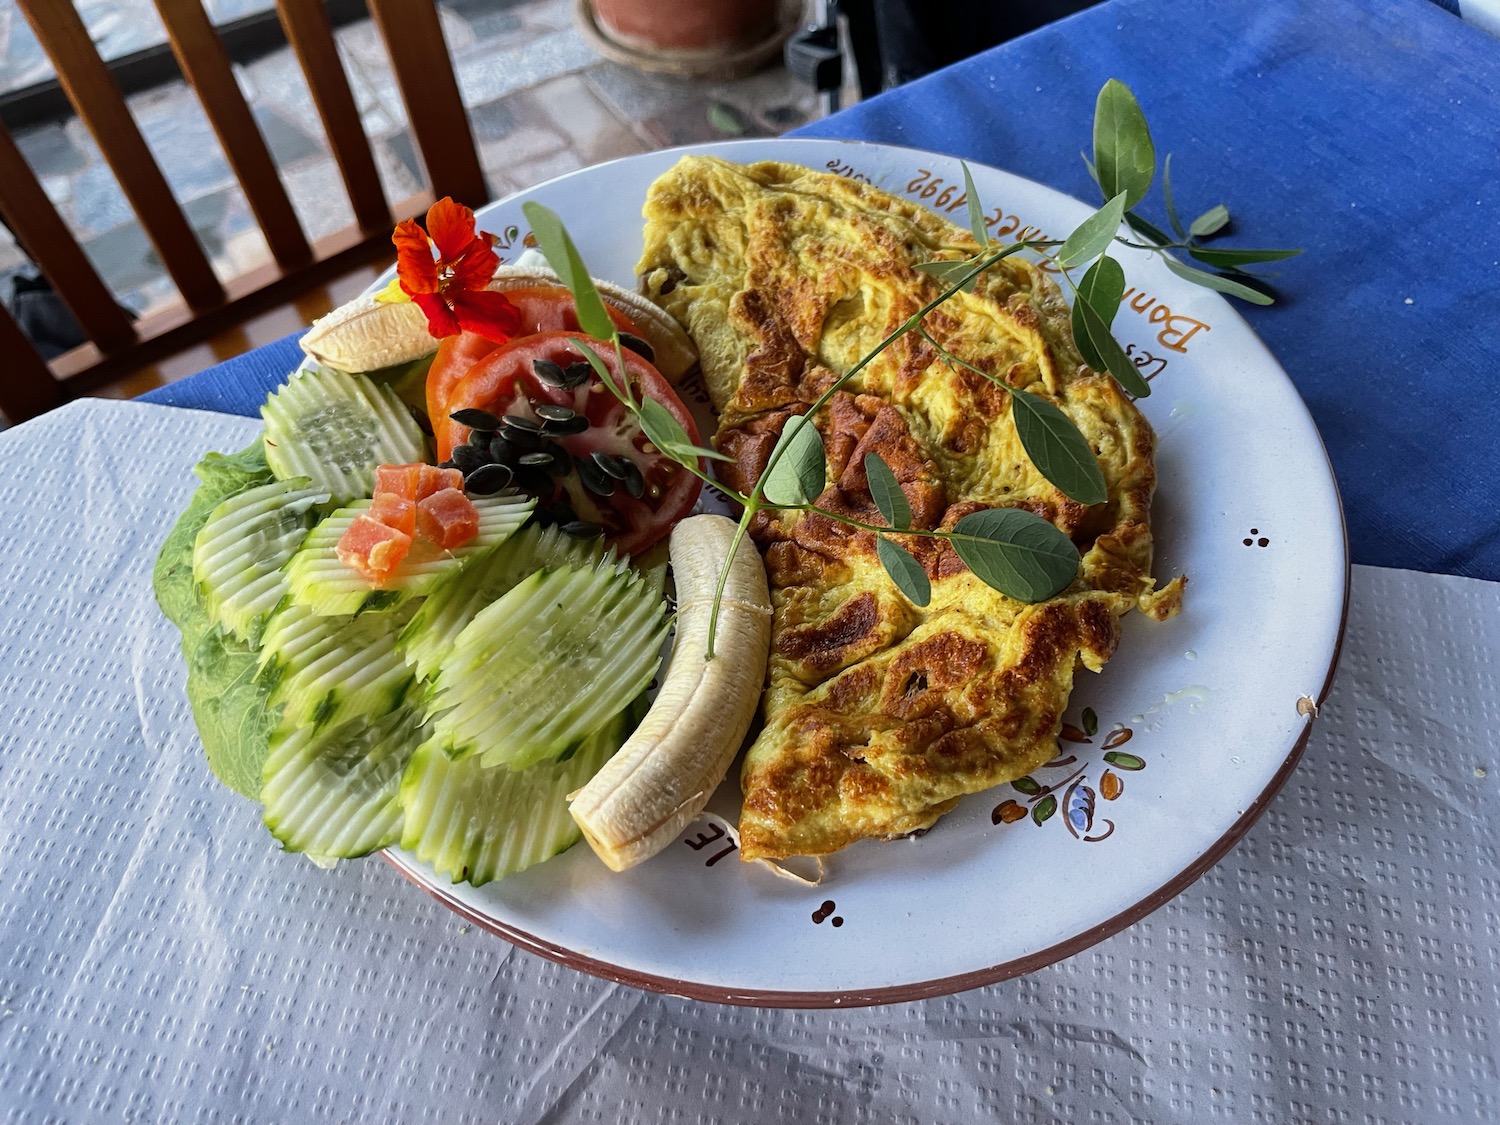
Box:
xmin=425 ymin=197 xmax=478 ymax=262
xmin=393 ymin=218 xmax=439 ymax=295
xmin=450 ymin=289 xmax=522 ymax=343
xmin=447 ymin=239 xmax=500 ymax=292
xmin=412 ymin=291 xmax=461 ymax=338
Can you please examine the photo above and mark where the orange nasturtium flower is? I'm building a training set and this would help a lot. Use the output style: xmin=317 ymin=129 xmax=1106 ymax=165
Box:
xmin=391 ymin=197 xmax=521 ymax=342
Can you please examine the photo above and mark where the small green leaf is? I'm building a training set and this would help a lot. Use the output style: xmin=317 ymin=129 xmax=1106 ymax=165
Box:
xmin=1010 ymin=388 xmax=1107 ymax=505
xmin=961 ymin=161 xmax=988 ymax=245
xmin=1162 ymin=153 xmax=1185 ymax=240
xmin=638 ymin=395 xmax=697 ymax=461
xmin=1124 ymin=211 xmax=1172 ymax=247
xmin=1012 ymin=776 xmax=1042 ymax=795
xmin=1032 ymin=794 xmax=1058 ymax=825
xmin=1103 ymin=750 xmax=1146 ymax=771
xmin=520 ymin=202 xmax=616 ymax=341
xmin=1071 ymin=254 xmax=1126 ymax=371
xmin=1056 ymin=192 xmax=1127 ymax=269
xmin=864 ymin=452 xmax=910 ymax=528
xmin=950 ymin=507 xmax=1079 ymax=602
xmin=1093 ymin=79 xmax=1155 ymax=210
xmin=1189 ymin=203 xmax=1230 ymax=239
xmin=876 ymin=536 xmax=930 ymax=606
xmin=1187 ymin=246 xmax=1304 ymax=268
xmin=706 ymin=102 xmax=748 ymax=136
xmin=1161 ymin=254 xmax=1275 ymax=305
xmin=761 ymin=414 xmax=826 ymax=506
xmin=914 ymin=259 xmax=981 ymax=292
xmin=1082 ymin=707 xmax=1098 ymax=736
xmin=1075 ymin=294 xmax=1153 ymax=397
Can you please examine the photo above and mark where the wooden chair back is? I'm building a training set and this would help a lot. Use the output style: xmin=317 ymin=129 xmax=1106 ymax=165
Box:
xmin=0 ymin=0 xmax=486 ymax=424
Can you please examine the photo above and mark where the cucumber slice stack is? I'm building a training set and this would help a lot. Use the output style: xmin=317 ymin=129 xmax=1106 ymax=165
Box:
xmin=425 ymin=564 xmax=670 ymax=771
xmin=262 ymin=365 xmax=426 ymax=503
xmin=166 ymin=361 xmax=667 ymax=883
xmin=192 ymin=478 xmax=329 ymax=644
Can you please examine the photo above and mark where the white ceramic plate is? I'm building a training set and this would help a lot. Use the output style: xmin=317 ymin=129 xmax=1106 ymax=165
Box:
xmin=377 ymin=138 xmax=1348 ymax=1006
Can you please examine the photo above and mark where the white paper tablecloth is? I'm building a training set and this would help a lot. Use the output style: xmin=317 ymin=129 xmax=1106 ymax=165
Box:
xmin=2 ymin=400 xmax=1496 ymax=1124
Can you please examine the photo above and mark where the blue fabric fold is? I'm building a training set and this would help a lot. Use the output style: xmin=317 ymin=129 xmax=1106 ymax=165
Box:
xmin=141 ymin=0 xmax=1500 ymax=581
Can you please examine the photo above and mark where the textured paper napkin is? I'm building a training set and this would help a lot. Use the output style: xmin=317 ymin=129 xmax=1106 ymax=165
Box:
xmin=1 ymin=400 xmax=1496 ymax=1125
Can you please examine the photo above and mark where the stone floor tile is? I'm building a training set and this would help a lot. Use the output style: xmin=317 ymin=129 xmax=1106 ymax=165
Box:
xmin=130 ymin=85 xmax=237 ymax=203
xmin=68 ymin=164 xmax=136 ymax=239
xmin=371 ymin=135 xmax=426 ymax=205
xmin=253 ymin=107 xmax=324 ymax=168
xmin=527 ymin=73 xmax=644 ymax=164
xmin=81 ymin=191 xmax=229 ymax=298
xmin=453 ymin=26 xmax=597 ymax=106
xmin=478 ymin=123 xmax=570 ymax=171
xmin=521 ymin=0 xmax=577 ymax=33
xmin=278 ymin=157 xmax=359 ymax=242
xmin=439 ymin=0 xmax=526 ymax=44
xmin=14 ymin=123 xmax=88 ymax=178
xmin=237 ymin=52 xmax=327 ymax=140
xmin=498 ymin=147 xmax=586 ymax=195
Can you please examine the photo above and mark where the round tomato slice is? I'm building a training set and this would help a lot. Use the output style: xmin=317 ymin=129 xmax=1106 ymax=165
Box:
xmin=424 ymin=288 xmax=641 ymax=460
xmin=501 ymin=285 xmax=641 ymax=338
xmin=427 ymin=331 xmax=504 ymax=461
xmin=444 ymin=330 xmax=701 ymax=556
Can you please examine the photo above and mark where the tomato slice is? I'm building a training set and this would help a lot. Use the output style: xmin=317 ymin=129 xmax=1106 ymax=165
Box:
xmin=501 ymin=285 xmax=640 ymax=338
xmin=444 ymin=330 xmax=701 ymax=556
xmin=424 ymin=288 xmax=641 ymax=460
xmin=428 ymin=332 xmax=504 ymax=461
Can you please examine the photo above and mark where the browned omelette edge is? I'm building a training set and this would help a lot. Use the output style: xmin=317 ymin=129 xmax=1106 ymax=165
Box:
xmin=378 ymin=469 xmax=1346 ymax=1008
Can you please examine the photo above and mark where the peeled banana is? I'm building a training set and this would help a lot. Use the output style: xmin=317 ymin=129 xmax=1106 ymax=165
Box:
xmin=568 ymin=514 xmax=771 ymax=872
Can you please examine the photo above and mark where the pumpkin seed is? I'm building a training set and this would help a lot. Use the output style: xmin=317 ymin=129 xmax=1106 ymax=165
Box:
xmin=561 ymin=520 xmax=604 ymax=539
xmin=532 ymin=358 xmax=568 ymax=387
xmin=619 ymin=332 xmax=654 ymax=362
xmin=464 ymin=462 xmax=513 ymax=495
xmin=450 ymin=407 xmax=503 ymax=430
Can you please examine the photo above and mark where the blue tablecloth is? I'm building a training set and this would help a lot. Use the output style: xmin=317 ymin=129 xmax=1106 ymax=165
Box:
xmin=142 ymin=0 xmax=1500 ymax=583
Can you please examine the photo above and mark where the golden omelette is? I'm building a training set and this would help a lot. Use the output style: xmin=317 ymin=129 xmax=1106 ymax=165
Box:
xmin=636 ymin=157 xmax=1184 ymax=862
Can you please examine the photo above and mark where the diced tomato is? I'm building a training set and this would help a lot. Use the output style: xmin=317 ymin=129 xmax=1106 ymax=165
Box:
xmin=416 ymin=464 xmax=464 ymax=499
xmin=375 ymin=463 xmax=424 ymax=500
xmin=416 ymin=487 xmax=480 ymax=549
xmin=336 ymin=514 xmax=412 ymax=584
xmin=369 ymin=492 xmax=416 ymax=536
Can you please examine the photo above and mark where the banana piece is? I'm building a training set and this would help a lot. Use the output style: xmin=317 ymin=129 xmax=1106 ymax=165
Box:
xmin=301 ymin=292 xmax=434 ymax=371
xmin=568 ymin=514 xmax=771 ymax=872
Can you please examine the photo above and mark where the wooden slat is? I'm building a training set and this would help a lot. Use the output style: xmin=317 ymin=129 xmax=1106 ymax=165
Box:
xmin=275 ymin=0 xmax=390 ymax=233
xmin=50 ymin=190 xmax=433 ymax=392
xmin=0 ymin=121 xmax=136 ymax=350
xmin=367 ymin=0 xmax=488 ymax=209
xmin=0 ymin=303 xmax=65 ymax=424
xmin=16 ymin=0 xmax=224 ymax=312
xmin=154 ymin=0 xmax=312 ymax=272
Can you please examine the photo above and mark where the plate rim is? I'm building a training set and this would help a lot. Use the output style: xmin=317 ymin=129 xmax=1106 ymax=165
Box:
xmin=379 ymin=135 xmax=1351 ymax=1007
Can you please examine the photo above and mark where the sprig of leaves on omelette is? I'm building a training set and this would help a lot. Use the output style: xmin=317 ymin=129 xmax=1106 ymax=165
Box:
xmin=535 ymin=80 xmax=1296 ymax=631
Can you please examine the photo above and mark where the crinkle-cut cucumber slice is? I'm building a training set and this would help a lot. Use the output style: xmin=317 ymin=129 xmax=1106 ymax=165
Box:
xmin=261 ymin=365 xmax=426 ymax=504
xmin=285 ymin=491 xmax=534 ymax=616
xmin=399 ymin=702 xmax=637 ymax=886
xmin=427 ymin=564 xmax=668 ymax=771
xmin=399 ymin=524 xmax=621 ymax=682
xmin=261 ymin=703 xmax=426 ymax=857
xmin=192 ymin=478 xmax=329 ymax=644
xmin=258 ymin=601 xmax=418 ymax=733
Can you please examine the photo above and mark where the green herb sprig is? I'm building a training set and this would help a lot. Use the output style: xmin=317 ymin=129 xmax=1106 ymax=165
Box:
xmin=523 ymin=79 xmax=1299 ymax=656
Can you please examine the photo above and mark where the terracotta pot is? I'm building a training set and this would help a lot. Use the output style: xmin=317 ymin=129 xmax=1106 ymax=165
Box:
xmin=591 ymin=0 xmax=779 ymax=53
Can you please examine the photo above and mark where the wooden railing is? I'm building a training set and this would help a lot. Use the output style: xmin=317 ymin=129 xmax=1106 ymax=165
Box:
xmin=0 ymin=0 xmax=486 ymax=425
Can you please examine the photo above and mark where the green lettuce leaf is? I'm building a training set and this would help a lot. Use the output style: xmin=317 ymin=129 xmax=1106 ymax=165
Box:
xmin=153 ymin=438 xmax=279 ymax=798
